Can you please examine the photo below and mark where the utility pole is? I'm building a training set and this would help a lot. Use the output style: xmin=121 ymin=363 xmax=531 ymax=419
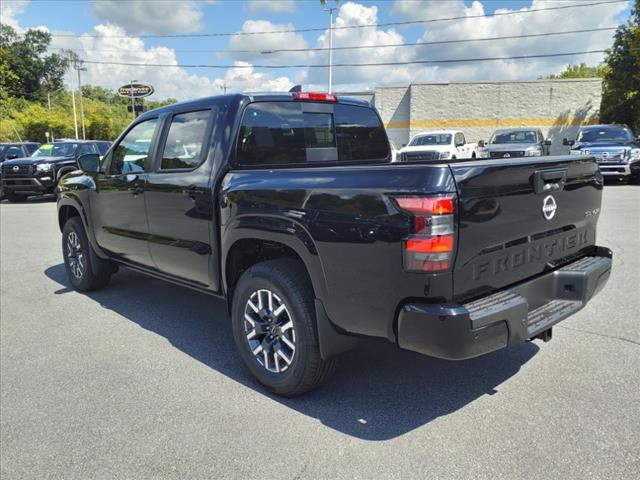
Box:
xmin=67 ymin=53 xmax=79 ymax=140
xmin=73 ymin=59 xmax=87 ymax=140
xmin=47 ymin=91 xmax=53 ymax=141
xmin=220 ymin=82 xmax=229 ymax=94
xmin=322 ymin=1 xmax=339 ymax=93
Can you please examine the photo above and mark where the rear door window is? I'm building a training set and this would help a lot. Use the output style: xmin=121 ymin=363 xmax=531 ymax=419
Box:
xmin=235 ymin=101 xmax=388 ymax=167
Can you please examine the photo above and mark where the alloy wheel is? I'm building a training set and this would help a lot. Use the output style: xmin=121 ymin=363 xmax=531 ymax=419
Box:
xmin=66 ymin=231 xmax=84 ymax=279
xmin=243 ymin=289 xmax=296 ymax=373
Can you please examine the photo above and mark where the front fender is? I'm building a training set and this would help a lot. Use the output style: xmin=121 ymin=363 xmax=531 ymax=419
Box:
xmin=57 ymin=172 xmax=108 ymax=259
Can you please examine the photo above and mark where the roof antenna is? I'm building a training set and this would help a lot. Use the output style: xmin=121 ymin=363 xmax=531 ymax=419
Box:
xmin=289 ymin=85 xmax=302 ymax=92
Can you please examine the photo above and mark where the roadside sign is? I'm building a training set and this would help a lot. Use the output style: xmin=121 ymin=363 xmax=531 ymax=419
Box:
xmin=118 ymin=83 xmax=154 ymax=98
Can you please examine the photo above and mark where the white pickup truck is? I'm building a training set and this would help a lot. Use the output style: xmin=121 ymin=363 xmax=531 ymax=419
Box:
xmin=397 ymin=130 xmax=477 ymax=162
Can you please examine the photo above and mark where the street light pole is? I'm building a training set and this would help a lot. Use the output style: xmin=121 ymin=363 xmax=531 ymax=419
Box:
xmin=322 ymin=1 xmax=339 ymax=93
xmin=131 ymin=79 xmax=137 ymax=121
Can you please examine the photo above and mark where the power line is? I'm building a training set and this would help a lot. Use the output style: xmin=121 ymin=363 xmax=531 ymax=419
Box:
xmin=48 ymin=26 xmax=619 ymax=55
xmin=45 ymin=0 xmax=626 ymax=39
xmin=78 ymin=49 xmax=611 ymax=69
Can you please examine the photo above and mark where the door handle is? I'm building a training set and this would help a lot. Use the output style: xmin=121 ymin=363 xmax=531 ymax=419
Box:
xmin=128 ymin=185 xmax=144 ymax=196
xmin=182 ymin=185 xmax=199 ymax=200
xmin=533 ymin=168 xmax=567 ymax=194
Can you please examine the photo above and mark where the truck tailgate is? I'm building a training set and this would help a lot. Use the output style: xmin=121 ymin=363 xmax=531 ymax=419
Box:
xmin=449 ymin=156 xmax=603 ymax=302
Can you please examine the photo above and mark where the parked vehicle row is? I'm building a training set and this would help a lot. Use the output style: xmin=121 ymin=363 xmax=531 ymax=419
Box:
xmin=55 ymin=91 xmax=611 ymax=396
xmin=392 ymin=124 xmax=639 ymax=183
xmin=1 ymin=140 xmax=111 ymax=202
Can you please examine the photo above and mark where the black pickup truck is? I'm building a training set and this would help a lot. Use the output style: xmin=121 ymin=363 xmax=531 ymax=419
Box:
xmin=56 ymin=92 xmax=612 ymax=396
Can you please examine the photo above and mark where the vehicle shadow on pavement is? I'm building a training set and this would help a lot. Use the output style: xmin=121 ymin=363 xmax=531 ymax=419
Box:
xmin=45 ymin=263 xmax=539 ymax=441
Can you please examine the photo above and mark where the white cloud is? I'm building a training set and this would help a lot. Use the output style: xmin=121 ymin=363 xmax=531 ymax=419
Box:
xmin=406 ymin=0 xmax=628 ymax=82
xmin=1 ymin=0 xmax=29 ymax=31
xmin=304 ymin=2 xmax=419 ymax=91
xmin=245 ymin=0 xmax=295 ymax=13
xmin=222 ymin=61 xmax=293 ymax=92
xmin=51 ymin=24 xmax=293 ymax=101
xmin=228 ymin=20 xmax=308 ymax=64
xmin=92 ymin=0 xmax=206 ymax=34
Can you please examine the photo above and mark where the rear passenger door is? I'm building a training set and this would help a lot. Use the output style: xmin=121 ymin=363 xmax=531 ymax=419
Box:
xmin=144 ymin=108 xmax=217 ymax=288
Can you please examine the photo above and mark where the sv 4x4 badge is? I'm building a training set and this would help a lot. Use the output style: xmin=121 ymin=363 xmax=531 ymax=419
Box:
xmin=542 ymin=195 xmax=557 ymax=220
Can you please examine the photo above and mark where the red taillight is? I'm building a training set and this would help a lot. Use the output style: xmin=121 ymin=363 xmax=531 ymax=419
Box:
xmin=395 ymin=196 xmax=453 ymax=215
xmin=406 ymin=236 xmax=454 ymax=253
xmin=293 ymin=92 xmax=338 ymax=103
xmin=393 ymin=195 xmax=456 ymax=273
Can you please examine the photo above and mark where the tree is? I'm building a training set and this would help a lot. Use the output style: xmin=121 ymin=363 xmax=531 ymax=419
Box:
xmin=600 ymin=0 xmax=640 ymax=130
xmin=546 ymin=63 xmax=605 ymax=79
xmin=0 ymin=23 xmax=69 ymax=101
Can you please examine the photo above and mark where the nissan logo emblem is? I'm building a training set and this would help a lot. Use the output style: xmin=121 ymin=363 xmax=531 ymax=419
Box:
xmin=542 ymin=195 xmax=557 ymax=220
xmin=503 ymin=153 xmax=510 ymax=158
xmin=12 ymin=165 xmax=19 ymax=172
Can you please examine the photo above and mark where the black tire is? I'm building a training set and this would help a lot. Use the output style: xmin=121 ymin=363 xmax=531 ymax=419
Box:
xmin=5 ymin=191 xmax=27 ymax=203
xmin=62 ymin=216 xmax=112 ymax=292
xmin=231 ymin=259 xmax=337 ymax=397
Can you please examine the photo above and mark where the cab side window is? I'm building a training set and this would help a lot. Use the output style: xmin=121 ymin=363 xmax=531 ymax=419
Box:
xmin=110 ymin=119 xmax=158 ymax=175
xmin=160 ymin=110 xmax=211 ymax=170
xmin=78 ymin=144 xmax=97 ymax=156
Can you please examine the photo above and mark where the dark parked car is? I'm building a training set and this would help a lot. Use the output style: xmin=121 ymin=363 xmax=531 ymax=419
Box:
xmin=1 ymin=140 xmax=106 ymax=202
xmin=0 ymin=142 xmax=40 ymax=162
xmin=564 ymin=124 xmax=640 ymax=183
xmin=57 ymin=92 xmax=611 ymax=396
xmin=0 ymin=142 xmax=40 ymax=199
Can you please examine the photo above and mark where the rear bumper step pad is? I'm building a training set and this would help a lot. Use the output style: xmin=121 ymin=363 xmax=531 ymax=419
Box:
xmin=397 ymin=247 xmax=612 ymax=360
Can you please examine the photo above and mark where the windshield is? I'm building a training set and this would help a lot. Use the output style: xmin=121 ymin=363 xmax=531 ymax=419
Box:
xmin=409 ymin=134 xmax=451 ymax=146
xmin=489 ymin=130 xmax=537 ymax=144
xmin=32 ymin=143 xmax=77 ymax=158
xmin=577 ymin=126 xmax=633 ymax=144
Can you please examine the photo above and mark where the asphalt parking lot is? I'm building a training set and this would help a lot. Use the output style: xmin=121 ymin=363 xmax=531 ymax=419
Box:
xmin=1 ymin=186 xmax=639 ymax=480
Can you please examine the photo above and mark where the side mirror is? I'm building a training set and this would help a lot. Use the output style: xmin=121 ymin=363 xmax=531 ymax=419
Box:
xmin=77 ymin=153 xmax=100 ymax=173
xmin=402 ymin=143 xmax=407 ymax=148
xmin=478 ymin=140 xmax=485 ymax=148
xmin=562 ymin=138 xmax=574 ymax=146
xmin=544 ymin=139 xmax=552 ymax=146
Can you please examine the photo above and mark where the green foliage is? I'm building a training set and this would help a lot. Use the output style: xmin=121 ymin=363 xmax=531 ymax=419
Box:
xmin=600 ymin=0 xmax=640 ymax=131
xmin=0 ymin=23 xmax=68 ymax=101
xmin=546 ymin=63 xmax=606 ymax=79
xmin=0 ymin=22 xmax=178 ymax=143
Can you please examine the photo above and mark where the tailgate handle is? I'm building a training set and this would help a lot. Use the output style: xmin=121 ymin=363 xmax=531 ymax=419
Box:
xmin=534 ymin=168 xmax=567 ymax=194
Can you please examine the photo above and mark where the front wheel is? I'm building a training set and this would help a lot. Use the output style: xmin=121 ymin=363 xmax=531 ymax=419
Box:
xmin=231 ymin=259 xmax=337 ymax=396
xmin=62 ymin=217 xmax=112 ymax=291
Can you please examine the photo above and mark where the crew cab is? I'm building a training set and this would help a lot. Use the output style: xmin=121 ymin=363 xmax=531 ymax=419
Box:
xmin=478 ymin=127 xmax=552 ymax=158
xmin=1 ymin=140 xmax=109 ymax=202
xmin=398 ymin=130 xmax=476 ymax=162
xmin=57 ymin=92 xmax=612 ymax=396
xmin=564 ymin=124 xmax=640 ymax=183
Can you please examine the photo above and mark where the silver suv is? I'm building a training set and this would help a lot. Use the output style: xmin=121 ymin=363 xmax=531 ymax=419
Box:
xmin=478 ymin=128 xmax=551 ymax=158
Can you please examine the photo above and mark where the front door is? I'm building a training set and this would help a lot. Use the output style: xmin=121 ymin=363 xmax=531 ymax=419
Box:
xmin=91 ymin=118 xmax=159 ymax=267
xmin=144 ymin=109 xmax=217 ymax=288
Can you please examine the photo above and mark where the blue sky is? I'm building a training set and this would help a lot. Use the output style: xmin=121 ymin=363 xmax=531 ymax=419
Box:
xmin=2 ymin=0 xmax=632 ymax=100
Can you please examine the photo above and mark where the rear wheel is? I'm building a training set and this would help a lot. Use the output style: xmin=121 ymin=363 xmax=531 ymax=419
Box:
xmin=62 ymin=216 xmax=112 ymax=291
xmin=231 ymin=259 xmax=337 ymax=396
xmin=5 ymin=191 xmax=27 ymax=203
